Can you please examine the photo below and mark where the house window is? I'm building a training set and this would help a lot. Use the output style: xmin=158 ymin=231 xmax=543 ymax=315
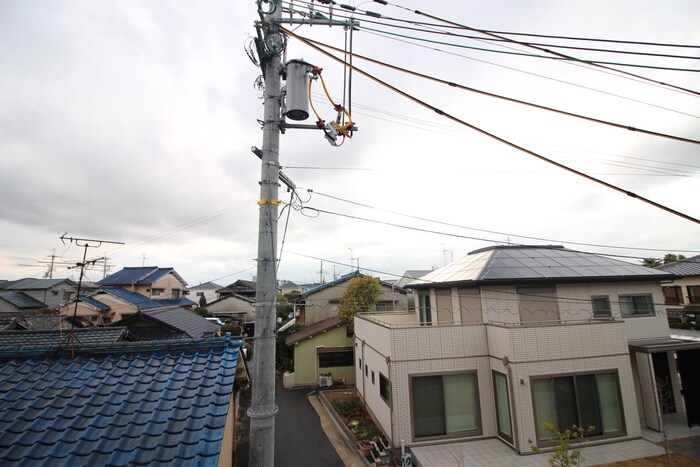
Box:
xmin=662 ymin=286 xmax=683 ymax=305
xmin=591 ymin=296 xmax=611 ymax=318
xmin=152 ymin=288 xmax=164 ymax=296
xmin=371 ymin=371 xmax=375 ymax=385
xmin=532 ymin=372 xmax=625 ymax=444
xmin=518 ymin=286 xmax=559 ymax=323
xmin=411 ymin=372 xmax=480 ymax=439
xmin=418 ymin=293 xmax=432 ymax=325
xmin=688 ymin=286 xmax=700 ymax=304
xmin=318 ymin=349 xmax=354 ymax=368
xmin=62 ymin=291 xmax=73 ymax=301
xmin=376 ymin=303 xmax=387 ymax=311
xmin=493 ymin=371 xmax=513 ymax=443
xmin=196 ymin=291 xmax=204 ymax=297
xmin=380 ymin=373 xmax=391 ymax=407
xmin=358 ymin=357 xmax=362 ymax=369
xmin=619 ymin=294 xmax=654 ymax=317
xmin=365 ymin=364 xmax=368 ymax=377
xmin=171 ymin=289 xmax=180 ymax=299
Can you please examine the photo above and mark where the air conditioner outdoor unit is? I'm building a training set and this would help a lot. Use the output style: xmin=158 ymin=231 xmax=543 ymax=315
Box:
xmin=318 ymin=374 xmax=332 ymax=388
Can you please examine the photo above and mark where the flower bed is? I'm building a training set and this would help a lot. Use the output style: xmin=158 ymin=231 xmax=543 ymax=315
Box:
xmin=321 ymin=390 xmax=393 ymax=466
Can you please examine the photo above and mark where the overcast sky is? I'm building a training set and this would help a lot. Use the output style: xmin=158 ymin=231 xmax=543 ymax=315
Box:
xmin=1 ymin=0 xmax=699 ymax=288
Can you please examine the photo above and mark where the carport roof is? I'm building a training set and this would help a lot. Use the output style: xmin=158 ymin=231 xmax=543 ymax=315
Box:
xmin=628 ymin=337 xmax=700 ymax=353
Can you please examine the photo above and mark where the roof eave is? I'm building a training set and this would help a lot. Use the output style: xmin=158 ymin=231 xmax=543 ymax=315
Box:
xmin=409 ymin=274 xmax=679 ymax=289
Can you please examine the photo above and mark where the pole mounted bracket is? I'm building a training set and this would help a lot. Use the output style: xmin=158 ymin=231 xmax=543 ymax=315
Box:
xmin=259 ymin=198 xmax=281 ymax=206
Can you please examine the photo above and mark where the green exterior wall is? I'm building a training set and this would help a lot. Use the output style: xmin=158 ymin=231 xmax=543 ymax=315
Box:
xmin=292 ymin=325 xmax=356 ymax=386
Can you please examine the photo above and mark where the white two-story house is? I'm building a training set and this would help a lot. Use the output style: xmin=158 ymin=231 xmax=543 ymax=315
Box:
xmin=354 ymin=245 xmax=700 ymax=459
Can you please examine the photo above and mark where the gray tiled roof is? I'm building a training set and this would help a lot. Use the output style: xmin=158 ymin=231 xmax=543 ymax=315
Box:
xmin=410 ymin=245 xmax=675 ymax=287
xmin=656 ymin=254 xmax=700 ymax=276
xmin=0 ymin=278 xmax=77 ymax=291
xmin=0 ymin=291 xmax=47 ymax=310
xmin=114 ymin=307 xmax=220 ymax=338
xmin=0 ymin=327 xmax=127 ymax=348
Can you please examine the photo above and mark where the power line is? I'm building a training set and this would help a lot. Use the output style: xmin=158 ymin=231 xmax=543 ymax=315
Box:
xmin=383 ymin=2 xmax=700 ymax=97
xmin=297 ymin=35 xmax=700 ymax=146
xmin=358 ymin=29 xmax=700 ymax=120
xmin=307 ymin=190 xmax=700 ymax=254
xmin=282 ymin=27 xmax=700 ymax=225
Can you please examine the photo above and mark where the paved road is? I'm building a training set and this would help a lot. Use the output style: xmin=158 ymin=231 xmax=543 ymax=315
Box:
xmin=236 ymin=381 xmax=345 ymax=467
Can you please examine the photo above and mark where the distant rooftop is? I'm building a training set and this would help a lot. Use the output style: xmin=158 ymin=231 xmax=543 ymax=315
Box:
xmin=656 ymin=254 xmax=700 ymax=276
xmin=98 ymin=267 xmax=187 ymax=287
xmin=410 ymin=245 xmax=675 ymax=288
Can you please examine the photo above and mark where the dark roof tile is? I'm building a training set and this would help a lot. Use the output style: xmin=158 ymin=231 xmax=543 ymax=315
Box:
xmin=0 ymin=337 xmax=243 ymax=466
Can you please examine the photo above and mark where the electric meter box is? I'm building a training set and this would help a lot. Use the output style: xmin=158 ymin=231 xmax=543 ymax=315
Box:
xmin=285 ymin=59 xmax=312 ymax=121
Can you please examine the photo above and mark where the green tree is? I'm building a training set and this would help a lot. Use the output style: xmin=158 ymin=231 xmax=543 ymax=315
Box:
xmin=663 ymin=253 xmax=686 ymax=264
xmin=276 ymin=290 xmax=300 ymax=372
xmin=198 ymin=294 xmax=207 ymax=307
xmin=338 ymin=276 xmax=382 ymax=334
xmin=531 ymin=423 xmax=592 ymax=467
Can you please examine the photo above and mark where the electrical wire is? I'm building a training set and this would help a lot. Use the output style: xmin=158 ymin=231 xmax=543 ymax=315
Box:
xmin=282 ymin=1 xmax=700 ymax=71
xmin=358 ymin=28 xmax=700 ymax=120
xmin=282 ymin=27 xmax=700 ymax=225
xmin=383 ymin=2 xmax=700 ymax=97
xmin=297 ymin=34 xmax=700 ymax=146
xmin=281 ymin=0 xmax=700 ymax=119
xmin=307 ymin=190 xmax=700 ymax=253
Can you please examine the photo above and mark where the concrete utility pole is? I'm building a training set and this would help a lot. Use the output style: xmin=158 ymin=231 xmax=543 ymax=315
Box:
xmin=249 ymin=1 xmax=283 ymax=466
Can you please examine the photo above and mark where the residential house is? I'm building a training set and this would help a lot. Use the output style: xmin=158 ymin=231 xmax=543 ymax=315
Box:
xmin=293 ymin=270 xmax=409 ymax=328
xmin=217 ymin=279 xmax=256 ymax=300
xmin=189 ymin=281 xmax=222 ymax=306
xmin=396 ymin=270 xmax=433 ymax=311
xmin=354 ymin=245 xmax=700 ymax=460
xmin=112 ymin=307 xmax=221 ymax=341
xmin=207 ymin=294 xmax=256 ymax=323
xmin=279 ymin=279 xmax=302 ymax=295
xmin=98 ymin=266 xmax=189 ymax=299
xmin=57 ymin=287 xmax=177 ymax=325
xmin=0 ymin=291 xmax=49 ymax=314
xmin=0 ymin=278 xmax=78 ymax=310
xmin=656 ymin=254 xmax=700 ymax=322
xmin=0 ymin=336 xmax=248 ymax=466
xmin=285 ymin=316 xmax=355 ymax=387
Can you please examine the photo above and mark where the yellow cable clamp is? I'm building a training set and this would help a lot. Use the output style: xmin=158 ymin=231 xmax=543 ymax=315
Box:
xmin=258 ymin=198 xmax=281 ymax=206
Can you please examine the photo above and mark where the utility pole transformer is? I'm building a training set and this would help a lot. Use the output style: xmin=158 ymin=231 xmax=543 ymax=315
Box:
xmin=249 ymin=1 xmax=363 ymax=464
xmin=249 ymin=2 xmax=283 ymax=466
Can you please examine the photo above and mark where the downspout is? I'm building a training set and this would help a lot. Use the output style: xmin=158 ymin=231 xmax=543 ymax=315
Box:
xmin=504 ymin=357 xmax=521 ymax=453
xmin=361 ymin=339 xmax=366 ymax=400
xmin=388 ymin=356 xmax=395 ymax=453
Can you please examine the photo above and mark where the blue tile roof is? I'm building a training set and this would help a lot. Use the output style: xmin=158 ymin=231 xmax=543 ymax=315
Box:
xmin=79 ymin=294 xmax=111 ymax=312
xmin=101 ymin=287 xmax=163 ymax=310
xmin=98 ymin=267 xmax=174 ymax=286
xmin=0 ymin=337 xmax=243 ymax=466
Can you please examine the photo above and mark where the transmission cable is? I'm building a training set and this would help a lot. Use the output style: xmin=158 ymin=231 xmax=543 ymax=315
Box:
xmin=307 ymin=190 xmax=700 ymax=253
xmin=297 ymin=34 xmax=700 ymax=146
xmin=282 ymin=27 xmax=700 ymax=225
xmin=383 ymin=2 xmax=700 ymax=97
